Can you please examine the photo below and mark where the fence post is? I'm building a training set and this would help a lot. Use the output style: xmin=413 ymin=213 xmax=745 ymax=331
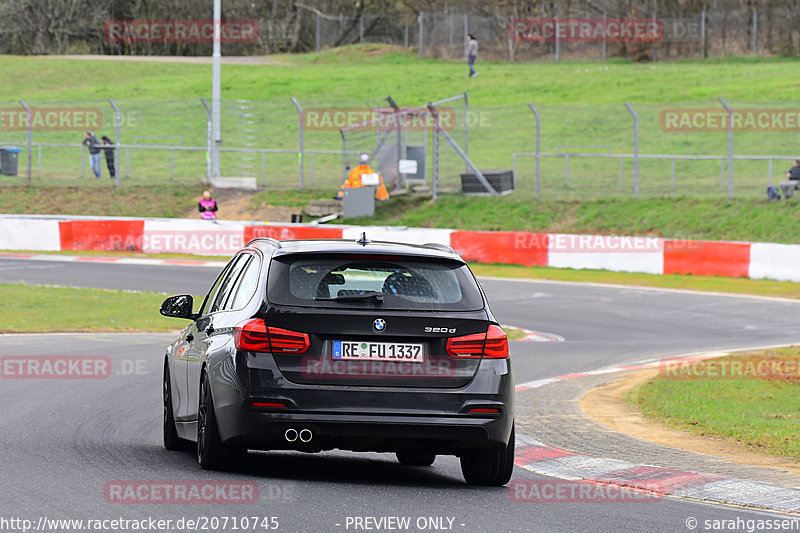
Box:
xmin=700 ymin=8 xmax=706 ymax=59
xmin=671 ymin=158 xmax=676 ymax=191
xmin=404 ymin=13 xmax=409 ymax=48
xmin=464 ymin=91 xmax=469 ymax=171
xmin=359 ymin=14 xmax=364 ymax=44
xmin=418 ymin=12 xmax=424 ymax=58
xmin=718 ymin=97 xmax=734 ymax=199
xmin=508 ymin=17 xmax=515 ymax=61
xmin=212 ymin=0 xmax=221 ymax=178
xmin=768 ymin=158 xmax=773 ymax=186
xmin=602 ymin=11 xmax=607 ymax=61
xmin=108 ymin=98 xmax=121 ymax=187
xmin=18 ymin=100 xmax=32 ymax=185
xmin=624 ymin=103 xmax=639 ymax=199
xmin=315 ymin=12 xmax=321 ymax=52
xmin=200 ymin=97 xmax=212 ymax=183
xmin=431 ymin=106 xmax=439 ymax=201
xmin=291 ymin=97 xmax=304 ymax=189
xmin=555 ymin=15 xmax=560 ymax=62
xmin=448 ymin=10 xmax=454 ymax=46
xmin=652 ymin=10 xmax=657 ymax=62
xmin=528 ymin=103 xmax=541 ymax=199
xmin=463 ymin=14 xmax=468 ymax=58
xmin=752 ymin=8 xmax=758 ymax=54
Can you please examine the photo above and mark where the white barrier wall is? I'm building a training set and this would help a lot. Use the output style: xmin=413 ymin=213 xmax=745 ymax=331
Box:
xmin=0 ymin=218 xmax=61 ymax=251
xmin=749 ymin=243 xmax=800 ymax=282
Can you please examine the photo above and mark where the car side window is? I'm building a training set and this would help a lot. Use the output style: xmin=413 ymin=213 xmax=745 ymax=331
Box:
xmin=211 ymin=255 xmax=249 ymax=313
xmin=228 ymin=256 xmax=261 ymax=310
xmin=198 ymin=259 xmax=237 ymax=317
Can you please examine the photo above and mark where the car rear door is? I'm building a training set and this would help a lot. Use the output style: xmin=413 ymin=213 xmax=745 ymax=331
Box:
xmin=183 ymin=254 xmax=248 ymax=419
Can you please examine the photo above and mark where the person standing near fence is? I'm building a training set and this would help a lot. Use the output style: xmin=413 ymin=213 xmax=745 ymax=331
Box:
xmin=101 ymin=136 xmax=116 ymax=180
xmin=467 ymin=34 xmax=478 ymax=78
xmin=82 ymin=131 xmax=102 ymax=178
xmin=198 ymin=190 xmax=218 ymax=220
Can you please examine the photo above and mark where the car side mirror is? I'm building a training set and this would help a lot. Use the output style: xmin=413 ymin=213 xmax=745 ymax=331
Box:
xmin=160 ymin=295 xmax=198 ymax=320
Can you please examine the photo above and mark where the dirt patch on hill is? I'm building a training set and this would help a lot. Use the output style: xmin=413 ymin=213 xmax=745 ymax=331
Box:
xmin=183 ymin=189 xmax=299 ymax=222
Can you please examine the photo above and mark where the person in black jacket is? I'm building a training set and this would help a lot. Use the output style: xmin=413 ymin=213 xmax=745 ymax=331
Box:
xmin=101 ymin=136 xmax=115 ymax=180
xmin=779 ymin=159 xmax=800 ymax=199
xmin=82 ymin=131 xmax=102 ymax=178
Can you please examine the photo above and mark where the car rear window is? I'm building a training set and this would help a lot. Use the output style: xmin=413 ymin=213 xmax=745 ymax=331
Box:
xmin=267 ymin=254 xmax=484 ymax=311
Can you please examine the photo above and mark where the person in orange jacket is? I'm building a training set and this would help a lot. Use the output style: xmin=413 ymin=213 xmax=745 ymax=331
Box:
xmin=335 ymin=154 xmax=390 ymax=201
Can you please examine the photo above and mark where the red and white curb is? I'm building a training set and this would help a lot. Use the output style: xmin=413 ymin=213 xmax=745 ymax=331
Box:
xmin=513 ymin=434 xmax=800 ymax=513
xmin=513 ymin=348 xmax=800 ymax=513
xmin=514 ymin=351 xmax=728 ymax=391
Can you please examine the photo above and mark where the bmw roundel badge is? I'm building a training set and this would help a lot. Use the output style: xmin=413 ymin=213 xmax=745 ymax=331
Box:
xmin=373 ymin=318 xmax=386 ymax=333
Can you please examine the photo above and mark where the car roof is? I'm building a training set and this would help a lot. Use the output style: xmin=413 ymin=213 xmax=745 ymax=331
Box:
xmin=245 ymin=237 xmax=461 ymax=261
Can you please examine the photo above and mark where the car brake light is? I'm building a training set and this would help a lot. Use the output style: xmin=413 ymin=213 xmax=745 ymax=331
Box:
xmin=251 ymin=401 xmax=287 ymax=408
xmin=468 ymin=407 xmax=501 ymax=414
xmin=445 ymin=325 xmax=509 ymax=359
xmin=235 ymin=319 xmax=310 ymax=354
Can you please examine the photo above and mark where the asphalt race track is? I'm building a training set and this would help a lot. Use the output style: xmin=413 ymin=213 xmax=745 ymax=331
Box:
xmin=2 ymin=255 xmax=800 ymax=532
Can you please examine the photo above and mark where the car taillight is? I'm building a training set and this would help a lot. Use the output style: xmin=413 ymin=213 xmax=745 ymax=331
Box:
xmin=445 ymin=325 xmax=509 ymax=359
xmin=235 ymin=319 xmax=310 ymax=354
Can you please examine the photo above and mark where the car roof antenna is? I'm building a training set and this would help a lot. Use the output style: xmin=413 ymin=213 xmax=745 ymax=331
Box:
xmin=356 ymin=232 xmax=371 ymax=246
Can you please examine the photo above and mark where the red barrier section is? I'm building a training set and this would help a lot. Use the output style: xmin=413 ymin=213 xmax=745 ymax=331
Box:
xmin=663 ymin=240 xmax=751 ymax=277
xmin=244 ymin=225 xmax=343 ymax=242
xmin=59 ymin=220 xmax=145 ymax=251
xmin=450 ymin=231 xmax=549 ymax=266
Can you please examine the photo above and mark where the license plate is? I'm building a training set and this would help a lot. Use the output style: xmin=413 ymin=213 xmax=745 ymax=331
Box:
xmin=332 ymin=341 xmax=424 ymax=362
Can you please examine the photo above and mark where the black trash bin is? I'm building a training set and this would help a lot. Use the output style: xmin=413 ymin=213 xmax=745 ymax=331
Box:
xmin=0 ymin=147 xmax=22 ymax=176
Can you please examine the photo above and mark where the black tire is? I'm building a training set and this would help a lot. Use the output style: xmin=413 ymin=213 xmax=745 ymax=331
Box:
xmin=460 ymin=425 xmax=515 ymax=486
xmin=163 ymin=362 xmax=189 ymax=451
xmin=396 ymin=452 xmax=436 ymax=467
xmin=197 ymin=372 xmax=228 ymax=470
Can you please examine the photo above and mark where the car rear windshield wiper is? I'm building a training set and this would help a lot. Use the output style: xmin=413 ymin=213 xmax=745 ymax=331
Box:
xmin=315 ymin=291 xmax=384 ymax=303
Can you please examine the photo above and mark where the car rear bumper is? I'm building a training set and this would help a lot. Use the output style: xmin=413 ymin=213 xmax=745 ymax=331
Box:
xmin=221 ymin=410 xmax=512 ymax=454
xmin=210 ymin=357 xmax=514 ymax=454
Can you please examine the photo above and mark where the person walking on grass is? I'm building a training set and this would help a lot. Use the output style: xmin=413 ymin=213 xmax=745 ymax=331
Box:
xmin=82 ymin=131 xmax=102 ymax=178
xmin=467 ymin=34 xmax=478 ymax=78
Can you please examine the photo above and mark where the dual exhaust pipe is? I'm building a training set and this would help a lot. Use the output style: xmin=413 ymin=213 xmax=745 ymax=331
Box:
xmin=284 ymin=428 xmax=313 ymax=443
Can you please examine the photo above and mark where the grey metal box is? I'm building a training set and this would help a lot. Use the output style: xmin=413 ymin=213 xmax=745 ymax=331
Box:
xmin=342 ymin=187 xmax=375 ymax=218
